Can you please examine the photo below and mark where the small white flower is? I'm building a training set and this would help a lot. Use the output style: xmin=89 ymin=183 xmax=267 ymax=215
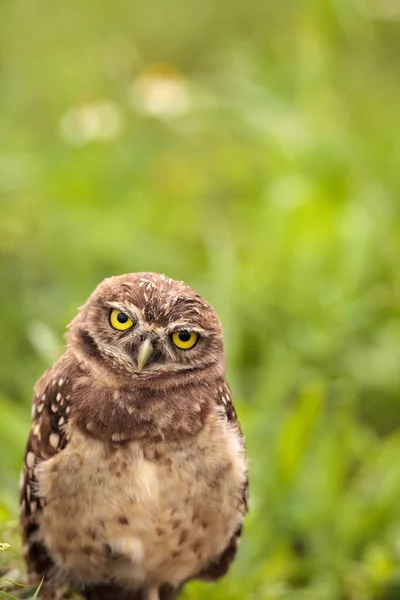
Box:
xmin=59 ymin=101 xmax=122 ymax=145
xmin=129 ymin=67 xmax=190 ymax=119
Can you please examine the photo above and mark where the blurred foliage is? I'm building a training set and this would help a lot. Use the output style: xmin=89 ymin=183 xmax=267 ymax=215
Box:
xmin=1 ymin=0 xmax=400 ymax=598
xmin=0 ymin=543 xmax=43 ymax=600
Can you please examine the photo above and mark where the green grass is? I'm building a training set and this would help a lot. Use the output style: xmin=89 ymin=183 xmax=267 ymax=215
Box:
xmin=1 ymin=1 xmax=400 ymax=598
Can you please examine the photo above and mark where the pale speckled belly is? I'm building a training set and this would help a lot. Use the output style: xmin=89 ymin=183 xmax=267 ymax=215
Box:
xmin=36 ymin=416 xmax=246 ymax=588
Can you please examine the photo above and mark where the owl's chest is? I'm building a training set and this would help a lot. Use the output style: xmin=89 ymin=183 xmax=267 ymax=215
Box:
xmin=36 ymin=417 xmax=246 ymax=587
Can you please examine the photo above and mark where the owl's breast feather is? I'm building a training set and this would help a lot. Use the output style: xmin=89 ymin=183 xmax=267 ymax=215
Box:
xmin=35 ymin=407 xmax=247 ymax=588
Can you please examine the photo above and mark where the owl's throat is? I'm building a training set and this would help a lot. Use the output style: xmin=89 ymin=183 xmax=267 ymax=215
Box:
xmin=72 ymin=372 xmax=214 ymax=446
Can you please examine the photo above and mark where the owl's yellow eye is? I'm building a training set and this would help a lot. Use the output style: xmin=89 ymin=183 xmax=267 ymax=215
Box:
xmin=109 ymin=309 xmax=134 ymax=331
xmin=172 ymin=330 xmax=198 ymax=350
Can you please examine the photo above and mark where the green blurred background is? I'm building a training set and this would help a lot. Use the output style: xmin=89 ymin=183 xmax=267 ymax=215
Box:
xmin=1 ymin=1 xmax=400 ymax=598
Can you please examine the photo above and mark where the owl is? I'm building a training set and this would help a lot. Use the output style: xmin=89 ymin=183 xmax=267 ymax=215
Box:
xmin=20 ymin=272 xmax=248 ymax=600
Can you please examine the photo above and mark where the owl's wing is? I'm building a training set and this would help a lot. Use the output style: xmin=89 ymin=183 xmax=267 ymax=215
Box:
xmin=198 ymin=380 xmax=249 ymax=581
xmin=20 ymin=356 xmax=73 ymax=580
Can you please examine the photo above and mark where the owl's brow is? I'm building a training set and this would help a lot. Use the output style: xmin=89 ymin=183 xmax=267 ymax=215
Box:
xmin=100 ymin=300 xmax=144 ymax=323
xmin=165 ymin=322 xmax=211 ymax=336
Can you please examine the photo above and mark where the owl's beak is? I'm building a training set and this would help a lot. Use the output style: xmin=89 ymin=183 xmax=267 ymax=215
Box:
xmin=136 ymin=338 xmax=154 ymax=373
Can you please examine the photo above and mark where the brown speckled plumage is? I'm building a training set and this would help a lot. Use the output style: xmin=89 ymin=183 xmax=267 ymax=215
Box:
xmin=20 ymin=273 xmax=248 ymax=600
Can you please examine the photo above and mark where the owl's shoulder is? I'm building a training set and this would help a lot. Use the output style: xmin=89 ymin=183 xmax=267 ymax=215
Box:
xmin=29 ymin=351 xmax=79 ymax=460
xmin=215 ymin=379 xmax=238 ymax=423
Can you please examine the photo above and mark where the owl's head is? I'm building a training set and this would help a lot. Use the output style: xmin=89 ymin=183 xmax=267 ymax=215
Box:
xmin=67 ymin=273 xmax=225 ymax=383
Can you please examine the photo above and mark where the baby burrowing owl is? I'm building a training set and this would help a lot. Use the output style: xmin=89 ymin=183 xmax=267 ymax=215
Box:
xmin=20 ymin=273 xmax=248 ymax=600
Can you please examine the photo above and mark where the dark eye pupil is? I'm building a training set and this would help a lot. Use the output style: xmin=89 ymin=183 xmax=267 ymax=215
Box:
xmin=178 ymin=330 xmax=191 ymax=342
xmin=117 ymin=312 xmax=129 ymax=324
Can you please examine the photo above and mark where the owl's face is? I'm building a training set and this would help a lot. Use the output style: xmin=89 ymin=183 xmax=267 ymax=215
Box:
xmin=68 ymin=272 xmax=224 ymax=380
